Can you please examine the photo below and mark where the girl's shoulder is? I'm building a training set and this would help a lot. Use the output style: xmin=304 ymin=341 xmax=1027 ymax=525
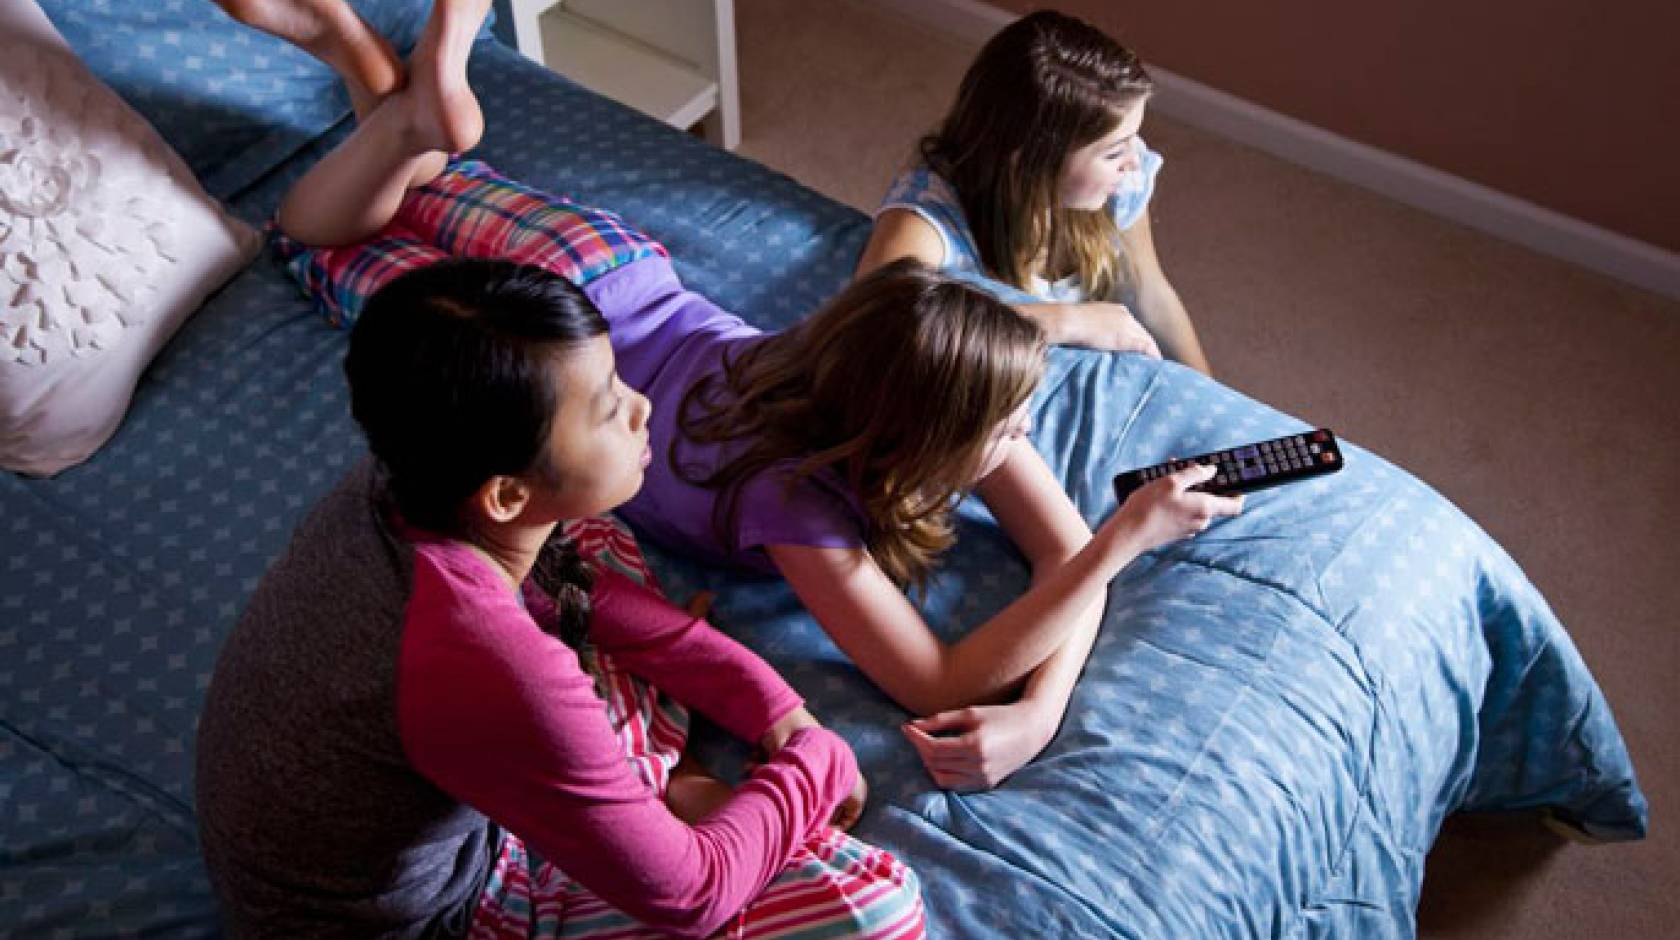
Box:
xmin=734 ymin=459 xmax=868 ymax=552
xmin=876 ymin=162 xmax=980 ymax=273
xmin=880 ymin=162 xmax=962 ymax=213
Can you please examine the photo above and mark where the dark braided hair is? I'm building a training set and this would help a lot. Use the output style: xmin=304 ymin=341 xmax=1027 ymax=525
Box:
xmin=531 ymin=537 xmax=595 ymax=650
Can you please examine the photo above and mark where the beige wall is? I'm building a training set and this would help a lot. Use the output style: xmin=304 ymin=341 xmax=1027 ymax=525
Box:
xmin=995 ymin=0 xmax=1680 ymax=252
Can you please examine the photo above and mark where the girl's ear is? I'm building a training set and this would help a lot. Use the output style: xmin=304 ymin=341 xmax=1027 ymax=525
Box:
xmin=469 ymin=474 xmax=534 ymax=525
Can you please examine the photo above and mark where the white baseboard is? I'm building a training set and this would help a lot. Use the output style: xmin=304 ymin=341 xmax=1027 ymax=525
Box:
xmin=861 ymin=0 xmax=1680 ymax=301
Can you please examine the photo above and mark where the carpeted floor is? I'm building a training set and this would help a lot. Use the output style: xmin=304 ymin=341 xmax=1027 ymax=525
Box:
xmin=732 ymin=1 xmax=1679 ymax=936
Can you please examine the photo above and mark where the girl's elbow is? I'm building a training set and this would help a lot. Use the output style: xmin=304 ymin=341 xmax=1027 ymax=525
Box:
xmin=890 ymin=663 xmax=962 ymax=716
xmin=900 ymin=659 xmax=1009 ymax=716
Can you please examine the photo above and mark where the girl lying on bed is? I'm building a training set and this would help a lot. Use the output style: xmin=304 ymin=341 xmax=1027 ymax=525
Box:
xmin=198 ymin=2 xmax=926 ymax=938
xmin=857 ymin=10 xmax=1212 ymax=374
xmin=242 ymin=0 xmax=1239 ymax=798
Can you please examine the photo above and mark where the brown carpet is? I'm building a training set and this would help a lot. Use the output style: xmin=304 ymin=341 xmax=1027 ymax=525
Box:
xmin=733 ymin=1 xmax=1679 ymax=936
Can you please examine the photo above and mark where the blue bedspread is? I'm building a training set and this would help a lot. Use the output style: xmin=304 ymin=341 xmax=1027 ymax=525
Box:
xmin=2 ymin=7 xmax=1645 ymax=937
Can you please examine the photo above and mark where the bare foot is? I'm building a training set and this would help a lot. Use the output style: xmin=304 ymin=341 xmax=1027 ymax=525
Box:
xmin=216 ymin=0 xmax=402 ymax=117
xmin=664 ymin=756 xmax=734 ymax=824
xmin=403 ymin=0 xmax=492 ymax=155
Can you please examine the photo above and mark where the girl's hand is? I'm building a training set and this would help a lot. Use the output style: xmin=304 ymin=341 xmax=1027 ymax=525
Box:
xmin=831 ymin=768 xmax=868 ymax=831
xmin=900 ymin=698 xmax=1058 ymax=791
xmin=1024 ymin=302 xmax=1163 ymax=357
xmin=760 ymin=705 xmax=819 ymax=753
xmin=1108 ymin=462 xmax=1243 ymax=554
xmin=683 ymin=590 xmax=716 ymax=619
xmin=758 ymin=706 xmax=867 ymax=829
xmin=1082 ymin=302 xmax=1163 ymax=357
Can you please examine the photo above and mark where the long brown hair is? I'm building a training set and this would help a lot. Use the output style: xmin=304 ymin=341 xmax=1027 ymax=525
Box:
xmin=921 ymin=10 xmax=1153 ymax=299
xmin=677 ymin=260 xmax=1046 ymax=587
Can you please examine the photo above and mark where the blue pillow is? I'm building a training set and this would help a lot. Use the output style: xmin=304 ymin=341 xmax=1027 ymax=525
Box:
xmin=39 ymin=0 xmax=441 ymax=200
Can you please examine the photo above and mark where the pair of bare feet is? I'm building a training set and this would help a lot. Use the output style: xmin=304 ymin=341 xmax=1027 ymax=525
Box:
xmin=216 ymin=0 xmax=488 ymax=160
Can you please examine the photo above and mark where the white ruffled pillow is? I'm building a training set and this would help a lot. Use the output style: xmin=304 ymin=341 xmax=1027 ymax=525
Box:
xmin=0 ymin=0 xmax=260 ymax=476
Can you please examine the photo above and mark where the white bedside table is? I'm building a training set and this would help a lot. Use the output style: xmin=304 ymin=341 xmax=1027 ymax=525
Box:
xmin=505 ymin=0 xmax=740 ymax=150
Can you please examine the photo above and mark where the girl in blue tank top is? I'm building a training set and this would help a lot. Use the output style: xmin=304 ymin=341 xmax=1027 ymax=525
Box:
xmin=859 ymin=10 xmax=1212 ymax=375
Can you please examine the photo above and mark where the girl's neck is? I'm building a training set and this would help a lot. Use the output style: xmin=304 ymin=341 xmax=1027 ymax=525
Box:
xmin=460 ymin=518 xmax=557 ymax=590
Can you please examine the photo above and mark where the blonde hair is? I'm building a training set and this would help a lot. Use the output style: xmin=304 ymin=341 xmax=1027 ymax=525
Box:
xmin=677 ymin=260 xmax=1046 ymax=587
xmin=921 ymin=10 xmax=1154 ymax=299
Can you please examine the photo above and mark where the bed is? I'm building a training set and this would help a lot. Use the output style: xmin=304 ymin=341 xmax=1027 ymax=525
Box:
xmin=0 ymin=3 xmax=1647 ymax=937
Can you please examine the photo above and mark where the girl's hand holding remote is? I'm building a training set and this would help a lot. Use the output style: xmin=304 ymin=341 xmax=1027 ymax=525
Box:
xmin=1107 ymin=462 xmax=1243 ymax=553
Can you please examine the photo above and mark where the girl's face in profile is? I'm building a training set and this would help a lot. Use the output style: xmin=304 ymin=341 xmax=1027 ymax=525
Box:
xmin=526 ymin=335 xmax=653 ymax=520
xmin=1058 ymin=103 xmax=1148 ymax=211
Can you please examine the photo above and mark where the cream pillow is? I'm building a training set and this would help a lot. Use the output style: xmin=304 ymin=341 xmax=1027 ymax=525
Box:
xmin=0 ymin=0 xmax=260 ymax=476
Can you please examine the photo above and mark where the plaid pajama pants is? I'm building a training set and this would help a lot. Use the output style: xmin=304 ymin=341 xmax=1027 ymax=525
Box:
xmin=271 ymin=159 xmax=669 ymax=329
xmin=467 ymin=517 xmax=926 ymax=940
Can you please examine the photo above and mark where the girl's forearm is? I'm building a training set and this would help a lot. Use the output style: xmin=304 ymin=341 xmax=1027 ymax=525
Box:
xmin=1131 ymin=284 xmax=1210 ymax=375
xmin=936 ymin=526 xmax=1143 ymax=711
xmin=1015 ymin=303 xmax=1080 ymax=346
xmin=1019 ymin=590 xmax=1105 ymax=728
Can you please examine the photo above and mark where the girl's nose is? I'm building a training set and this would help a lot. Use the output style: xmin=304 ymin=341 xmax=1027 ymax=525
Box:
xmin=631 ymin=389 xmax=652 ymax=431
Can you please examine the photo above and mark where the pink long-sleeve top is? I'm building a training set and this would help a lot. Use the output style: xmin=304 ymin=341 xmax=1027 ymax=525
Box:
xmin=397 ymin=538 xmax=857 ymax=937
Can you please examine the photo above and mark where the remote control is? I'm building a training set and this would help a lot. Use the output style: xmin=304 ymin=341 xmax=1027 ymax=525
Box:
xmin=1113 ymin=428 xmax=1344 ymax=503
